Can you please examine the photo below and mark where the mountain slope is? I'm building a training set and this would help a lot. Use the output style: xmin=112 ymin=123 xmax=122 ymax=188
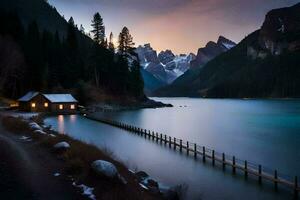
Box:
xmin=0 ymin=0 xmax=68 ymax=35
xmin=140 ymin=68 xmax=166 ymax=95
xmin=0 ymin=0 xmax=144 ymax=100
xmin=190 ymin=36 xmax=236 ymax=69
xmin=154 ymin=3 xmax=300 ymax=98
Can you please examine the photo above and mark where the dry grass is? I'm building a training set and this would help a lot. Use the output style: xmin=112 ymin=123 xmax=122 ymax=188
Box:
xmin=2 ymin=116 xmax=31 ymax=133
xmin=1 ymin=115 xmax=164 ymax=200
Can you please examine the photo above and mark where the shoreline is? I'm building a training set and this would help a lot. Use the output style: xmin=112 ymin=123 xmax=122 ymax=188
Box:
xmin=86 ymin=98 xmax=173 ymax=112
xmin=0 ymin=112 xmax=180 ymax=200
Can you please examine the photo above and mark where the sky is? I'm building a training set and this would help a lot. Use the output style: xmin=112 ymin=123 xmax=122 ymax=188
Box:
xmin=48 ymin=0 xmax=299 ymax=54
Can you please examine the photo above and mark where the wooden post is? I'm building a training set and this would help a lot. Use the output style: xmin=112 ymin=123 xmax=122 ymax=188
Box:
xmin=160 ymin=133 xmax=162 ymax=143
xmin=174 ymin=138 xmax=176 ymax=150
xmin=187 ymin=141 xmax=189 ymax=155
xmin=274 ymin=170 xmax=278 ymax=190
xmin=232 ymin=156 xmax=236 ymax=174
xmin=156 ymin=133 xmax=159 ymax=142
xmin=294 ymin=176 xmax=298 ymax=198
xmin=212 ymin=150 xmax=215 ymax=166
xmin=152 ymin=132 xmax=155 ymax=140
xmin=244 ymin=161 xmax=248 ymax=178
xmin=194 ymin=144 xmax=197 ymax=158
xmin=180 ymin=140 xmax=183 ymax=152
xmin=222 ymin=153 xmax=225 ymax=169
xmin=203 ymin=146 xmax=206 ymax=162
xmin=164 ymin=135 xmax=167 ymax=144
xmin=169 ymin=136 xmax=171 ymax=147
xmin=258 ymin=165 xmax=262 ymax=184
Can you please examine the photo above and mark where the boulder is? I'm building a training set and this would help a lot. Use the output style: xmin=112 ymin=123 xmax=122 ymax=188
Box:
xmin=54 ymin=141 xmax=70 ymax=149
xmin=91 ymin=160 xmax=118 ymax=178
xmin=147 ymin=179 xmax=159 ymax=188
xmin=135 ymin=171 xmax=149 ymax=181
xmin=29 ymin=122 xmax=42 ymax=130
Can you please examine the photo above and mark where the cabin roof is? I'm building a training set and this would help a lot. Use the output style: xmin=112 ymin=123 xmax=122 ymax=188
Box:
xmin=43 ymin=94 xmax=78 ymax=103
xmin=18 ymin=91 xmax=39 ymax=102
xmin=18 ymin=92 xmax=78 ymax=103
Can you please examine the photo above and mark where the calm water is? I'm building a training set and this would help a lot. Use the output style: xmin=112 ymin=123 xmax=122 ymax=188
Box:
xmin=44 ymin=98 xmax=300 ymax=200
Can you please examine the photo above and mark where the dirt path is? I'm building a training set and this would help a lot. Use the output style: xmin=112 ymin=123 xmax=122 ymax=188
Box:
xmin=0 ymin=119 xmax=87 ymax=200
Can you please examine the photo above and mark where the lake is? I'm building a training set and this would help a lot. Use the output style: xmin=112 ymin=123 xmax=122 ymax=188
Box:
xmin=44 ymin=98 xmax=300 ymax=200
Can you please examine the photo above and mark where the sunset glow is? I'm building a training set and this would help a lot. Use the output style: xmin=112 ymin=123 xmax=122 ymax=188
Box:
xmin=49 ymin=0 xmax=298 ymax=54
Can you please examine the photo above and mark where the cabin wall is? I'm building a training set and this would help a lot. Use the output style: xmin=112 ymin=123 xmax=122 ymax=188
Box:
xmin=19 ymin=102 xmax=31 ymax=111
xmin=18 ymin=94 xmax=50 ymax=112
xmin=29 ymin=94 xmax=51 ymax=112
xmin=50 ymin=103 xmax=78 ymax=113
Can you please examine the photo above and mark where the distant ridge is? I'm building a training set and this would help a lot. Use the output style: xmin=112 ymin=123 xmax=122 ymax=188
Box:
xmin=153 ymin=3 xmax=300 ymax=98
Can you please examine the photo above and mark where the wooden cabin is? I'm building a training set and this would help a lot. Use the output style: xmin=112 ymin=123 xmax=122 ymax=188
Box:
xmin=18 ymin=91 xmax=78 ymax=113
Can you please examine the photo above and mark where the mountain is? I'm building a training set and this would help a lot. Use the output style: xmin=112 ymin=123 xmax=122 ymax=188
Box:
xmin=135 ymin=44 xmax=195 ymax=92
xmin=0 ymin=0 xmax=144 ymax=101
xmin=154 ymin=3 xmax=300 ymax=98
xmin=0 ymin=0 xmax=68 ymax=36
xmin=140 ymin=68 xmax=166 ymax=95
xmin=190 ymin=36 xmax=236 ymax=69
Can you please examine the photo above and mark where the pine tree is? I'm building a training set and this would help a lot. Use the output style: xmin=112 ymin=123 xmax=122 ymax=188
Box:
xmin=103 ymin=38 xmax=108 ymax=49
xmin=66 ymin=17 xmax=77 ymax=51
xmin=80 ymin=24 xmax=85 ymax=34
xmin=108 ymin=32 xmax=115 ymax=52
xmin=118 ymin=26 xmax=134 ymax=55
xmin=91 ymin=12 xmax=105 ymax=46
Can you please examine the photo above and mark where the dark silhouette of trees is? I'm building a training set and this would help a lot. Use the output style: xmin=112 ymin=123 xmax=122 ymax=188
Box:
xmin=0 ymin=10 xmax=144 ymax=99
xmin=91 ymin=12 xmax=105 ymax=46
xmin=118 ymin=26 xmax=134 ymax=55
xmin=108 ymin=32 xmax=115 ymax=52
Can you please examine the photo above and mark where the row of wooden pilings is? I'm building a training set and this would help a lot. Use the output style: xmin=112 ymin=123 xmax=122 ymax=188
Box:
xmin=85 ymin=114 xmax=299 ymax=198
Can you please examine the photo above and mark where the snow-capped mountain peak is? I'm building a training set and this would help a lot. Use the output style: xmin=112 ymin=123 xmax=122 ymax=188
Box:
xmin=135 ymin=44 xmax=196 ymax=84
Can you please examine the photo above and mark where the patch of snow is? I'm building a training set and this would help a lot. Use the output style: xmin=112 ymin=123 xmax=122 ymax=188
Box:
xmin=54 ymin=173 xmax=60 ymax=177
xmin=139 ymin=183 xmax=149 ymax=190
xmin=19 ymin=136 xmax=32 ymax=142
xmin=9 ymin=112 xmax=39 ymax=120
xmin=118 ymin=174 xmax=127 ymax=185
xmin=91 ymin=160 xmax=118 ymax=178
xmin=54 ymin=142 xmax=70 ymax=149
xmin=173 ymin=68 xmax=184 ymax=77
xmin=49 ymin=134 xmax=56 ymax=137
xmin=33 ymin=130 xmax=47 ymax=135
xmin=277 ymin=18 xmax=285 ymax=33
xmin=128 ymin=169 xmax=135 ymax=174
xmin=43 ymin=94 xmax=77 ymax=103
xmin=73 ymin=182 xmax=96 ymax=200
xmin=29 ymin=122 xmax=42 ymax=130
xmin=222 ymin=42 xmax=235 ymax=49
xmin=18 ymin=91 xmax=39 ymax=101
xmin=141 ymin=62 xmax=151 ymax=69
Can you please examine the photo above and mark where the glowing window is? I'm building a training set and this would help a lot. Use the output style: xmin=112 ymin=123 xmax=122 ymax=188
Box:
xmin=31 ymin=103 xmax=36 ymax=108
xmin=70 ymin=104 xmax=75 ymax=110
xmin=44 ymin=102 xmax=48 ymax=107
xmin=59 ymin=104 xmax=63 ymax=110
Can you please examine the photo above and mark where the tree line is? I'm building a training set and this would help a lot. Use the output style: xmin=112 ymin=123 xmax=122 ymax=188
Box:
xmin=0 ymin=10 xmax=144 ymax=102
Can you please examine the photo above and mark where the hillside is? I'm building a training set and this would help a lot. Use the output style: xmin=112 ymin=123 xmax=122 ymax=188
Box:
xmin=0 ymin=0 xmax=144 ymax=103
xmin=140 ymin=68 xmax=166 ymax=96
xmin=154 ymin=3 xmax=300 ymax=98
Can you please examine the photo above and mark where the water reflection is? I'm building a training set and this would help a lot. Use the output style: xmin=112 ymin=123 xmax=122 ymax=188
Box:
xmin=70 ymin=114 xmax=76 ymax=123
xmin=44 ymin=98 xmax=300 ymax=200
xmin=57 ymin=115 xmax=64 ymax=134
